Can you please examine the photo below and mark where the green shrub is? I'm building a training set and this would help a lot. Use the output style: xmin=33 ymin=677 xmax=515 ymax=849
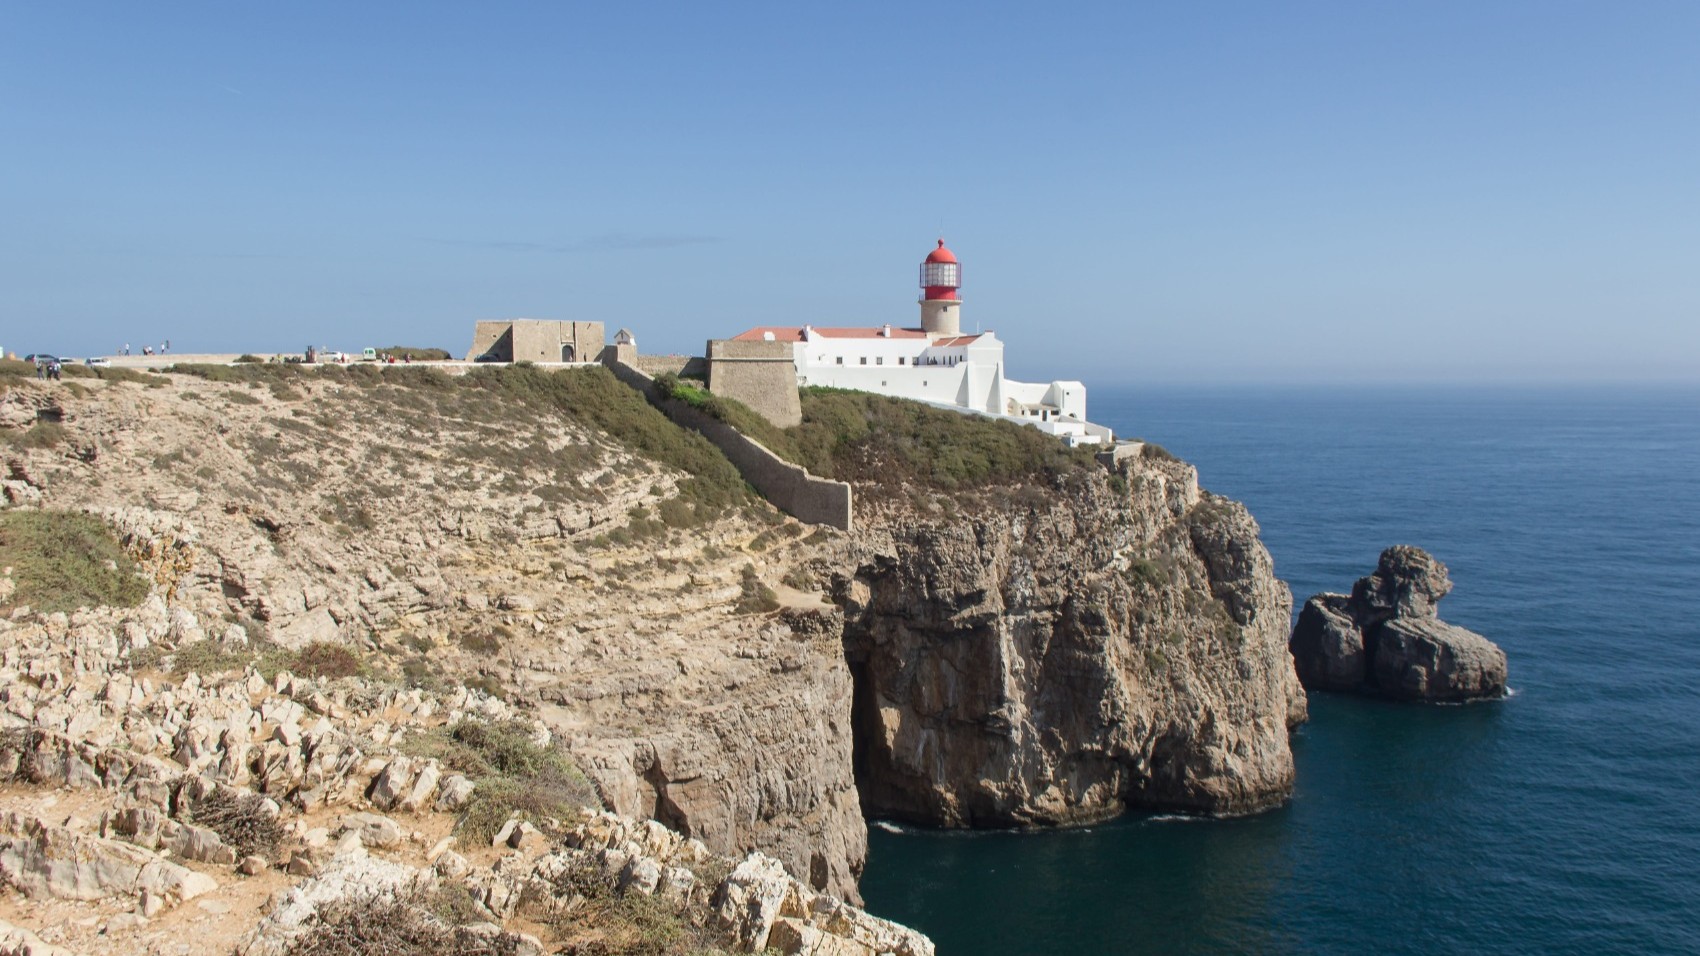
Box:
xmin=0 ymin=510 xmax=148 ymax=613
xmin=379 ymin=345 xmax=452 ymax=361
xmin=169 ymin=637 xmax=298 ymax=681
xmin=1139 ymin=441 xmax=1177 ymax=462
xmin=293 ymin=641 xmax=366 ymax=679
xmin=734 ymin=565 xmax=780 ymax=615
xmin=234 ymin=354 xmax=264 ymax=363
xmin=1129 ymin=557 xmax=1168 ymax=589
xmin=283 ymin=895 xmax=526 ymax=956
xmin=403 ymin=719 xmax=599 ymax=845
xmin=458 ymin=625 xmax=508 ymax=655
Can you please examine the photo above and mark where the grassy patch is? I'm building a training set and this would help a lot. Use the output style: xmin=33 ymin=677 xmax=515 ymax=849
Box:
xmin=2 ymin=422 xmax=65 ymax=449
xmin=786 ymin=387 xmax=1096 ymax=490
xmin=168 ymin=362 xmax=307 ymax=385
xmin=0 ymin=510 xmax=149 ymax=613
xmin=403 ymin=720 xmax=599 ymax=844
xmin=94 ymin=366 xmax=170 ymax=387
xmin=654 ymin=371 xmax=799 ymax=461
xmin=457 ymin=365 xmax=759 ymax=524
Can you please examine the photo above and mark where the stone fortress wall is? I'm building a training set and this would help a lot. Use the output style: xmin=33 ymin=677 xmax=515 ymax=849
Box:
xmin=603 ymin=358 xmax=852 ymax=532
xmin=704 ymin=339 xmax=803 ymax=429
xmin=632 ymin=354 xmax=709 ymax=379
xmin=467 ymin=320 xmax=604 ymax=363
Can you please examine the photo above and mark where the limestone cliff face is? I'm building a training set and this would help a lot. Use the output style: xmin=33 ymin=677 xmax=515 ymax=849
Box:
xmin=840 ymin=454 xmax=1308 ymax=826
xmin=0 ymin=373 xmax=871 ymax=901
xmin=2 ymin=370 xmax=1310 ymax=924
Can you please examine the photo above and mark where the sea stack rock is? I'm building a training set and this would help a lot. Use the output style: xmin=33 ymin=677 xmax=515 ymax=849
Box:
xmin=1290 ymin=546 xmax=1507 ymax=701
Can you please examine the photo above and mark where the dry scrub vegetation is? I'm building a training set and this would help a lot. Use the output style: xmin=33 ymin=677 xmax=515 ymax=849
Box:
xmin=0 ymin=509 xmax=150 ymax=613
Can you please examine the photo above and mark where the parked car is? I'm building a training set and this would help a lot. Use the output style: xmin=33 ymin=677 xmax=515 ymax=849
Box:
xmin=23 ymin=354 xmax=59 ymax=366
xmin=84 ymin=357 xmax=111 ymax=368
xmin=474 ymin=352 xmax=505 ymax=363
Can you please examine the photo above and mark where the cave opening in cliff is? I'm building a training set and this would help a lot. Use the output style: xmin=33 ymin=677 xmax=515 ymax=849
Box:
xmin=848 ymin=659 xmax=876 ymax=798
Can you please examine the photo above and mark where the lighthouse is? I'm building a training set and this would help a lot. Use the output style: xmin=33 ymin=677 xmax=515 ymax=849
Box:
xmin=919 ymin=239 xmax=961 ymax=337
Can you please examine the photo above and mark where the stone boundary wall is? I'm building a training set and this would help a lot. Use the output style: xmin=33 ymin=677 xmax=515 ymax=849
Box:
xmin=1095 ymin=441 xmax=1146 ymax=469
xmin=604 ymin=360 xmax=852 ymax=531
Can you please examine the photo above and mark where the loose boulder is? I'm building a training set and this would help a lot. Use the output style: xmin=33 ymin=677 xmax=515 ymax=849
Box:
xmin=1290 ymin=546 xmax=1507 ymax=701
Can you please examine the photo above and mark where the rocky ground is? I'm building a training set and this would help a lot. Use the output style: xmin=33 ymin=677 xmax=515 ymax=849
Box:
xmin=0 ymin=596 xmax=928 ymax=955
xmin=0 ymin=363 xmax=1310 ymax=953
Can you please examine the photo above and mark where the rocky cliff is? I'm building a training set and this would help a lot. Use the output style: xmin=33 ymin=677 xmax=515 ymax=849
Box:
xmin=0 ymin=364 xmax=1310 ymax=950
xmin=838 ymin=448 xmax=1308 ymax=826
xmin=0 ymin=366 xmax=870 ymax=906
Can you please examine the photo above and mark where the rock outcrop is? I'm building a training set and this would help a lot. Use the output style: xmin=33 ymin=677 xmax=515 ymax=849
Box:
xmin=1289 ymin=546 xmax=1507 ymax=701
xmin=842 ymin=453 xmax=1308 ymax=825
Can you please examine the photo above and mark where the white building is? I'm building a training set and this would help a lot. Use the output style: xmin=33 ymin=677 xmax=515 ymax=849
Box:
xmin=730 ymin=241 xmax=1113 ymax=446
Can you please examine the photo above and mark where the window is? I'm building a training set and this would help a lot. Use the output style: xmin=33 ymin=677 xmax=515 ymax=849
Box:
xmin=899 ymin=357 xmax=906 ymax=365
xmin=860 ymin=357 xmax=867 ymax=365
xmin=876 ymin=357 xmax=883 ymax=365
xmin=836 ymin=356 xmax=843 ymax=365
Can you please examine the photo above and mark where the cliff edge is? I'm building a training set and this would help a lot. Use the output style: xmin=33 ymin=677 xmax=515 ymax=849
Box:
xmin=732 ymin=389 xmax=1311 ymax=826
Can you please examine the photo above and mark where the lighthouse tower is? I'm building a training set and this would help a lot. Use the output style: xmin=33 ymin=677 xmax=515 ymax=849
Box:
xmin=919 ymin=239 xmax=961 ymax=337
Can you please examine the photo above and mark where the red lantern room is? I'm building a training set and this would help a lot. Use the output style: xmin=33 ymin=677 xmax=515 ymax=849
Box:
xmin=920 ymin=240 xmax=961 ymax=301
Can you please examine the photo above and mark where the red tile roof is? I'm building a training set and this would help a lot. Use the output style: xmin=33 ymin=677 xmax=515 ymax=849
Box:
xmin=931 ymin=334 xmax=985 ymax=346
xmin=731 ymin=326 xmax=930 ymax=342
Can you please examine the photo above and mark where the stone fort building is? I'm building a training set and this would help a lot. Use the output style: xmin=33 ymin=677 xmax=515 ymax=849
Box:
xmin=466 ymin=320 xmax=604 ymax=364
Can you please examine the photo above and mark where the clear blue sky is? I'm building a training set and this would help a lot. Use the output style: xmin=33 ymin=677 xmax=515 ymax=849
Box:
xmin=4 ymin=1 xmax=1697 ymax=384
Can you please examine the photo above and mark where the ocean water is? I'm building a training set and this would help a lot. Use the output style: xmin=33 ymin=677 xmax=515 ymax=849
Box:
xmin=859 ymin=385 xmax=1700 ymax=955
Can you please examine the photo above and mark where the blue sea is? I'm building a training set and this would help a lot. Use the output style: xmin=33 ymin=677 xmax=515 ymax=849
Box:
xmin=859 ymin=385 xmax=1700 ymax=955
